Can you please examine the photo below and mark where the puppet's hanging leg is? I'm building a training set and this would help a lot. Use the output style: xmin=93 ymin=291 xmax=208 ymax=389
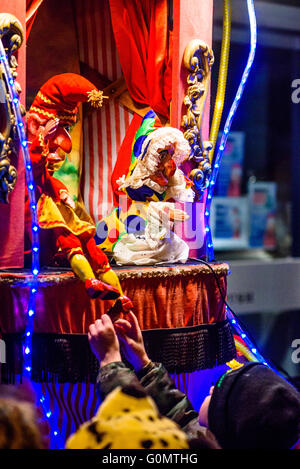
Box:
xmin=97 ymin=267 xmax=134 ymax=315
xmin=97 ymin=267 xmax=123 ymax=295
xmin=82 ymin=236 xmax=133 ymax=312
xmin=56 ymin=229 xmax=120 ymax=300
xmin=70 ymin=253 xmax=120 ymax=300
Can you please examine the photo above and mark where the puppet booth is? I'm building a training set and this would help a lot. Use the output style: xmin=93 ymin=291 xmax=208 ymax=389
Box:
xmin=0 ymin=0 xmax=268 ymax=448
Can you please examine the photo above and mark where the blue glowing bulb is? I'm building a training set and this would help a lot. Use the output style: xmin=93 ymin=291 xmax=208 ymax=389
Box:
xmin=46 ymin=411 xmax=52 ymax=418
xmin=28 ymin=309 xmax=35 ymax=317
xmin=25 ymin=347 xmax=30 ymax=355
xmin=32 ymin=225 xmax=39 ymax=232
xmin=33 ymin=246 xmax=39 ymax=253
xmin=28 ymin=183 xmax=34 ymax=191
xmin=33 ymin=268 xmax=39 ymax=276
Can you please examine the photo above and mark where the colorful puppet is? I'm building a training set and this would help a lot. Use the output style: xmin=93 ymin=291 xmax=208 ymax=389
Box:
xmin=96 ymin=111 xmax=194 ymax=265
xmin=25 ymin=73 xmax=132 ymax=310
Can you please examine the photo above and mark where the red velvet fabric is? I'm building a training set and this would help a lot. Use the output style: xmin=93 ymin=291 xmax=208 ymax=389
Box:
xmin=0 ymin=1 xmax=26 ymax=269
xmin=0 ymin=264 xmax=228 ymax=335
xmin=26 ymin=0 xmax=44 ymax=39
xmin=111 ymin=114 xmax=143 ymax=205
xmin=109 ymin=0 xmax=172 ymax=118
xmin=109 ymin=0 xmax=172 ymax=199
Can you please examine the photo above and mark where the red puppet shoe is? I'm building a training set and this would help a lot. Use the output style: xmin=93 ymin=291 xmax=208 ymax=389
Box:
xmin=85 ymin=278 xmax=120 ymax=300
xmin=106 ymin=296 xmax=134 ymax=321
xmin=118 ymin=296 xmax=134 ymax=312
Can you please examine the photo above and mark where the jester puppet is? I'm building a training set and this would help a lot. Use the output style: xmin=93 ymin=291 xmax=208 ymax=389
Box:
xmin=25 ymin=73 xmax=132 ymax=309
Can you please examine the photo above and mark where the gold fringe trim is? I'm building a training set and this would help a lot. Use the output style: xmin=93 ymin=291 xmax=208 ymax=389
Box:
xmin=29 ymin=106 xmax=76 ymax=122
xmin=29 ymin=106 xmax=56 ymax=120
xmin=38 ymin=131 xmax=49 ymax=157
xmin=0 ymin=263 xmax=229 ymax=286
xmin=116 ymin=263 xmax=230 ymax=281
xmin=67 ymin=247 xmax=84 ymax=261
xmin=95 ymin=264 xmax=111 ymax=275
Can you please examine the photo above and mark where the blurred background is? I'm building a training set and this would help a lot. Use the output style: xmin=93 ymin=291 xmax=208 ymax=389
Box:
xmin=211 ymin=0 xmax=300 ymax=384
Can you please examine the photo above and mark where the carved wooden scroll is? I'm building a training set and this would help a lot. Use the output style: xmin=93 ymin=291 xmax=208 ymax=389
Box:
xmin=182 ymin=39 xmax=214 ymax=194
xmin=0 ymin=13 xmax=24 ymax=203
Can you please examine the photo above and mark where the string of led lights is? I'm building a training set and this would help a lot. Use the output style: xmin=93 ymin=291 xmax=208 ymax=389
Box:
xmin=209 ymin=0 xmax=231 ymax=162
xmin=205 ymin=0 xmax=257 ymax=263
xmin=204 ymin=0 xmax=257 ymax=262
xmin=203 ymin=0 xmax=273 ymax=367
xmin=0 ymin=39 xmax=60 ymax=447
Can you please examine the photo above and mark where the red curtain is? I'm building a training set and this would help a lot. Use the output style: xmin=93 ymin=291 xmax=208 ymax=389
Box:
xmin=109 ymin=0 xmax=172 ymax=118
xmin=26 ymin=0 xmax=44 ymax=39
xmin=109 ymin=0 xmax=172 ymax=203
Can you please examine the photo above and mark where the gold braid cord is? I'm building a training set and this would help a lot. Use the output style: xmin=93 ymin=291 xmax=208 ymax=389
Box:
xmin=181 ymin=39 xmax=214 ymax=195
xmin=0 ymin=262 xmax=230 ymax=285
xmin=0 ymin=13 xmax=24 ymax=203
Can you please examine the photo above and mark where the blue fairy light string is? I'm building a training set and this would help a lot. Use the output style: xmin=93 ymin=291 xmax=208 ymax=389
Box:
xmin=0 ymin=40 xmax=61 ymax=447
xmin=205 ymin=0 xmax=257 ymax=262
xmin=203 ymin=0 xmax=272 ymax=367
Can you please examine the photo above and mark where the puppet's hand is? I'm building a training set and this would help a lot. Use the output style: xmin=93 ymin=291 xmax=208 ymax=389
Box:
xmin=42 ymin=118 xmax=60 ymax=141
xmin=164 ymin=206 xmax=189 ymax=222
xmin=60 ymin=189 xmax=76 ymax=209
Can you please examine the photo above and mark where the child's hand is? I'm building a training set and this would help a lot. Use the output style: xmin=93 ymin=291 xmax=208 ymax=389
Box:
xmin=88 ymin=314 xmax=122 ymax=367
xmin=114 ymin=311 xmax=150 ymax=372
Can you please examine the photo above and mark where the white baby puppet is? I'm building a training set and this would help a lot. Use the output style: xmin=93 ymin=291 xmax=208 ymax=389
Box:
xmin=114 ymin=127 xmax=195 ymax=265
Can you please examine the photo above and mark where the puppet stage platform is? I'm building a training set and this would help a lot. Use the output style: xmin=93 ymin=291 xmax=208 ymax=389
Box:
xmin=0 ymin=260 xmax=235 ymax=383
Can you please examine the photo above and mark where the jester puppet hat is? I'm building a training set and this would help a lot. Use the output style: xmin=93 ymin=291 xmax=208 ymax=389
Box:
xmin=66 ymin=385 xmax=189 ymax=449
xmin=117 ymin=110 xmax=191 ymax=190
xmin=28 ymin=73 xmax=105 ymax=125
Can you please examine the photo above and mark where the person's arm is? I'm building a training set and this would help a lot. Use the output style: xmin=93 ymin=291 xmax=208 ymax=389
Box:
xmin=136 ymin=361 xmax=199 ymax=428
xmin=114 ymin=311 xmax=199 ymax=428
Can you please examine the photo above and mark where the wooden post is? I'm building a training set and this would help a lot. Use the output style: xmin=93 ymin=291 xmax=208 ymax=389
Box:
xmin=171 ymin=0 xmax=213 ymax=258
xmin=171 ymin=0 xmax=213 ymax=138
xmin=0 ymin=0 xmax=26 ymax=268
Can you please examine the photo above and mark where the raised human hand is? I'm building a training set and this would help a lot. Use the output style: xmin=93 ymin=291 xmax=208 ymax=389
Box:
xmin=88 ymin=314 xmax=122 ymax=367
xmin=114 ymin=311 xmax=150 ymax=372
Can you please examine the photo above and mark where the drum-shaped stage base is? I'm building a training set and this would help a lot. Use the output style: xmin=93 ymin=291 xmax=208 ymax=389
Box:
xmin=0 ymin=261 xmax=235 ymax=382
xmin=0 ymin=261 xmax=236 ymax=448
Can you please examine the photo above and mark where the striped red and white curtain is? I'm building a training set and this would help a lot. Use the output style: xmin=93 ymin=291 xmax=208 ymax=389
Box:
xmin=74 ymin=0 xmax=133 ymax=223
